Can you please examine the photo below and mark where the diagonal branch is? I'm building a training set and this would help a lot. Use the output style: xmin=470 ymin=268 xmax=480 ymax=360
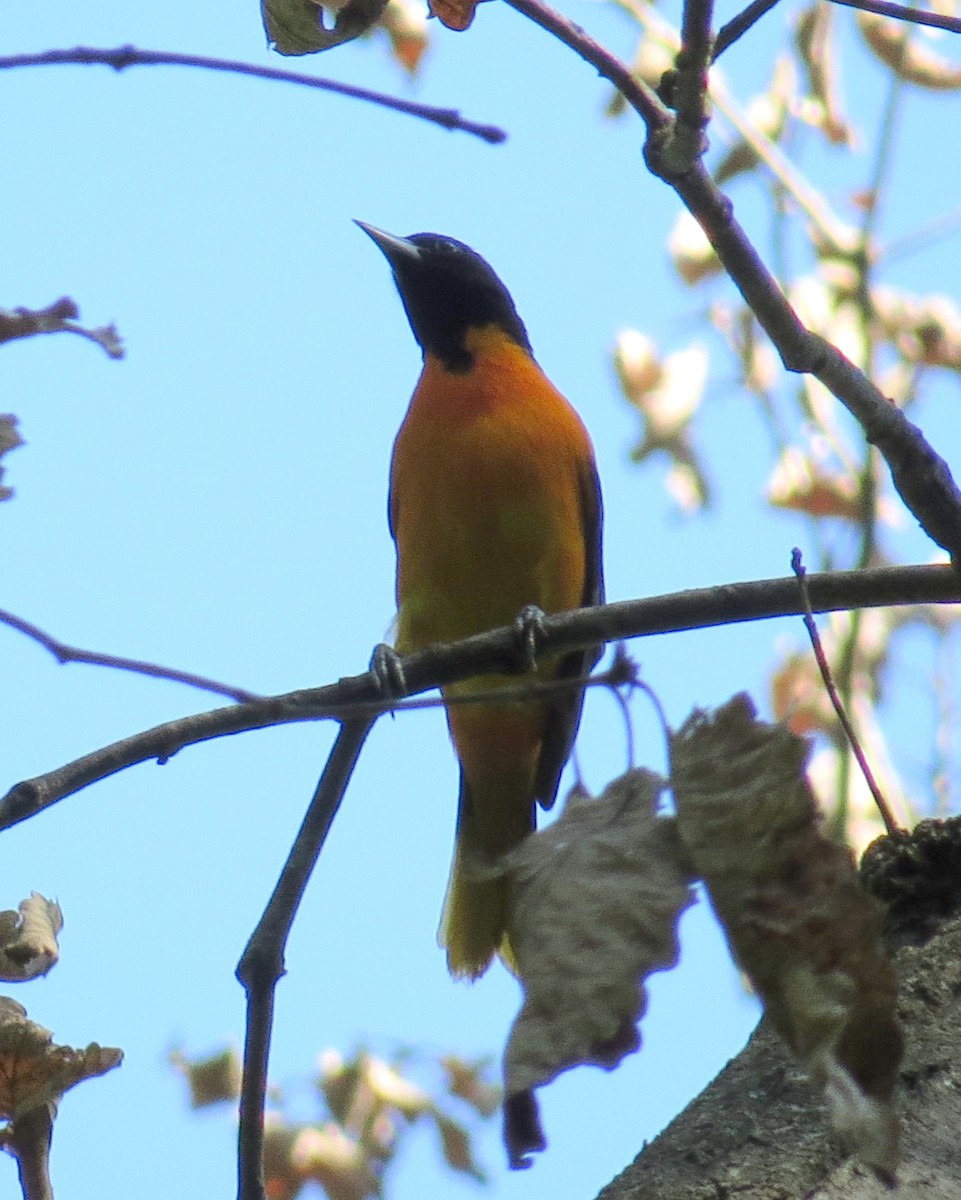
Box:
xmin=714 ymin=0 xmax=961 ymax=58
xmin=0 ymin=45 xmax=507 ymax=144
xmin=0 ymin=297 xmax=123 ymax=359
xmin=0 ymin=608 xmax=261 ymax=702
xmin=505 ymin=0 xmax=961 ymax=562
xmin=2 ymin=563 xmax=958 ymax=832
xmin=235 ymin=718 xmax=374 ymax=1200
xmin=829 ymin=0 xmax=961 ymax=34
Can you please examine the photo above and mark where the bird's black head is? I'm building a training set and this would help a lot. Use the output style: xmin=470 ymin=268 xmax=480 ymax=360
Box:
xmin=356 ymin=222 xmax=532 ymax=372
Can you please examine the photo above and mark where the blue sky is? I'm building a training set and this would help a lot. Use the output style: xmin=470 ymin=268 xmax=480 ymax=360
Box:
xmin=1 ymin=1 xmax=959 ymax=1198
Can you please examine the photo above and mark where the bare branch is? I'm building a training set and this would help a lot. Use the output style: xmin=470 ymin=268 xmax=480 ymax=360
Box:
xmin=5 ymin=1104 xmax=54 ymax=1200
xmin=2 ymin=564 xmax=958 ymax=832
xmin=830 ymin=0 xmax=961 ymax=35
xmin=791 ymin=550 xmax=901 ymax=836
xmin=235 ymin=718 xmax=374 ymax=1200
xmin=505 ymin=0 xmax=961 ymax=561
xmin=0 ymin=45 xmax=507 ymax=144
xmin=715 ymin=0 xmax=961 ymax=59
xmin=714 ymin=0 xmax=783 ymax=58
xmin=0 ymin=608 xmax=262 ymax=703
xmin=0 ymin=298 xmax=123 ymax=359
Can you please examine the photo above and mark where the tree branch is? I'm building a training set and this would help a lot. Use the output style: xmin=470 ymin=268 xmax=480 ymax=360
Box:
xmin=714 ymin=0 xmax=961 ymax=59
xmin=0 ymin=297 xmax=123 ymax=359
xmin=504 ymin=0 xmax=961 ymax=563
xmin=0 ymin=608 xmax=262 ymax=703
xmin=235 ymin=718 xmax=374 ymax=1200
xmin=0 ymin=45 xmax=507 ymax=144
xmin=2 ymin=564 xmax=958 ymax=832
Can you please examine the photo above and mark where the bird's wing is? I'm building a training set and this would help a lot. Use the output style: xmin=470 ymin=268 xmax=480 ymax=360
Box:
xmin=533 ymin=452 xmax=605 ymax=809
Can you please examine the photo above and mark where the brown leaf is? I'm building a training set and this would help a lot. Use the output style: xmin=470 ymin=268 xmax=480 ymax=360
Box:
xmin=432 ymin=1111 xmax=486 ymax=1180
xmin=794 ymin=4 xmax=854 ymax=145
xmin=766 ymin=446 xmax=862 ymax=520
xmin=502 ymin=770 xmax=694 ymax=1166
xmin=770 ymin=649 xmax=838 ymax=738
xmin=169 ymin=1044 xmax=242 ymax=1108
xmin=0 ymin=415 xmax=23 ymax=503
xmin=361 ymin=1054 xmax=431 ymax=1119
xmin=292 ymin=1122 xmax=380 ymax=1200
xmin=377 ymin=0 xmax=429 ymax=74
xmin=615 ymin=333 xmax=712 ymax=512
xmin=0 ymin=1002 xmax=121 ymax=1121
xmin=0 ymin=893 xmax=62 ymax=982
xmin=428 ymin=0 xmax=476 ymax=30
xmin=262 ymin=1119 xmax=305 ymax=1200
xmin=668 ymin=210 xmax=723 ymax=285
xmin=857 ymin=12 xmax=961 ymax=90
xmin=714 ymin=55 xmax=796 ymax=184
xmin=671 ymin=694 xmax=903 ymax=1173
xmin=262 ymin=0 xmax=388 ymax=54
xmin=441 ymin=1054 xmax=500 ymax=1118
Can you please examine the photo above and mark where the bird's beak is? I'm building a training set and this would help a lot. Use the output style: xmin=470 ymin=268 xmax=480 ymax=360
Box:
xmin=354 ymin=220 xmax=422 ymax=266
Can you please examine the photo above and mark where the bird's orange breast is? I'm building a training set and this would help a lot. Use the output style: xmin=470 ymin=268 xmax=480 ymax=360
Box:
xmin=389 ymin=326 xmax=594 ymax=657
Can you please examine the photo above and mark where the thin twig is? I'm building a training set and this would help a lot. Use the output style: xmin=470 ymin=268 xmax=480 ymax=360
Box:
xmin=235 ymin=718 xmax=374 ymax=1200
xmin=829 ymin=0 xmax=961 ymax=34
xmin=2 ymin=563 xmax=959 ymax=832
xmin=715 ymin=0 xmax=961 ymax=58
xmin=0 ymin=608 xmax=262 ymax=703
xmin=792 ymin=550 xmax=901 ymax=835
xmin=0 ymin=45 xmax=507 ymax=144
xmin=714 ymin=0 xmax=782 ymax=58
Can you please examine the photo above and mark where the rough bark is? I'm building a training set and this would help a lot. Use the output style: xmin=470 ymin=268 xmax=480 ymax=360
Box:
xmin=597 ymin=821 xmax=961 ymax=1199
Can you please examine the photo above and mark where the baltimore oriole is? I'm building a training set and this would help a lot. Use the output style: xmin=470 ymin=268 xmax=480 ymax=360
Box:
xmin=358 ymin=223 xmax=604 ymax=978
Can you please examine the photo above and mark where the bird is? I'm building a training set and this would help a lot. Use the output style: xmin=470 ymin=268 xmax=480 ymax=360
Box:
xmin=357 ymin=222 xmax=604 ymax=979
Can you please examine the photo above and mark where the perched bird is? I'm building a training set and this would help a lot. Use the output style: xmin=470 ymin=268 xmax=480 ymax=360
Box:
xmin=358 ymin=222 xmax=604 ymax=978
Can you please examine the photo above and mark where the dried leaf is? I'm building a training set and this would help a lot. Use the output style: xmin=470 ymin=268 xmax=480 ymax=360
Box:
xmin=668 ymin=209 xmax=723 ymax=285
xmin=711 ymin=305 xmax=779 ymax=395
xmin=262 ymin=0 xmax=388 ymax=54
xmin=770 ymin=648 xmax=838 ymax=737
xmin=169 ymin=1044 xmax=242 ymax=1108
xmin=794 ymin=4 xmax=854 ymax=145
xmin=874 ymin=286 xmax=961 ymax=374
xmin=376 ymin=0 xmax=428 ymax=74
xmin=714 ymin=55 xmax=796 ymax=184
xmin=362 ymin=1055 xmax=431 ymax=1118
xmin=0 ymin=894 xmax=62 ymax=982
xmin=857 ymin=12 xmax=961 ymax=89
xmin=317 ymin=1048 xmax=358 ymax=1127
xmin=292 ymin=1122 xmax=380 ymax=1200
xmin=0 ymin=415 xmax=23 ymax=503
xmin=671 ymin=694 xmax=903 ymax=1173
xmin=262 ymin=1119 xmax=305 ymax=1200
xmin=617 ymin=335 xmax=712 ymax=511
xmin=432 ymin=1111 xmax=486 ymax=1180
xmin=0 ymin=1002 xmax=121 ymax=1121
xmin=766 ymin=446 xmax=862 ymax=520
xmin=442 ymin=1054 xmax=500 ymax=1117
xmin=429 ymin=0 xmax=476 ymax=30
xmin=502 ymin=770 xmax=694 ymax=1167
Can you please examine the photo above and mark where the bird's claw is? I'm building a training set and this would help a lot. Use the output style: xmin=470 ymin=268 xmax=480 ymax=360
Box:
xmin=512 ymin=605 xmax=547 ymax=673
xmin=370 ymin=642 xmax=407 ymax=701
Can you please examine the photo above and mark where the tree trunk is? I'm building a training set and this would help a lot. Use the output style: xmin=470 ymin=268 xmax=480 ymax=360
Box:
xmin=597 ymin=824 xmax=961 ymax=1199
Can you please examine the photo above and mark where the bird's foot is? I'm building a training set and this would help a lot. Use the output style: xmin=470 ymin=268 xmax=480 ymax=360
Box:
xmin=512 ymin=605 xmax=547 ymax=674
xmin=369 ymin=642 xmax=407 ymax=703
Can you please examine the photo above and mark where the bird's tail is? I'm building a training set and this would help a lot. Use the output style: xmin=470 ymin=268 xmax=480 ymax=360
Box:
xmin=438 ymin=774 xmax=530 ymax=979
